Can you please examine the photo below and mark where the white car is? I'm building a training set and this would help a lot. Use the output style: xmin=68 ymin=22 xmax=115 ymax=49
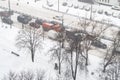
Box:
xmin=74 ymin=4 xmax=79 ymax=9
xmin=111 ymin=6 xmax=120 ymax=11
xmin=112 ymin=12 xmax=119 ymax=18
xmin=79 ymin=5 xmax=84 ymax=10
xmin=92 ymin=8 xmax=97 ymax=13
xmin=53 ymin=16 xmax=62 ymax=21
xmin=84 ymin=6 xmax=90 ymax=11
xmin=98 ymin=9 xmax=103 ymax=14
xmin=68 ymin=2 xmax=73 ymax=7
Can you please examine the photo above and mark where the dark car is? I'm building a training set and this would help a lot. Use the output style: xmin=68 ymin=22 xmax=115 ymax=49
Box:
xmin=66 ymin=30 xmax=82 ymax=41
xmin=0 ymin=10 xmax=14 ymax=17
xmin=50 ymin=21 xmax=59 ymax=25
xmin=91 ymin=40 xmax=107 ymax=49
xmin=29 ymin=22 xmax=40 ymax=28
xmin=104 ymin=11 xmax=112 ymax=16
xmin=62 ymin=2 xmax=67 ymax=6
xmin=2 ymin=17 xmax=13 ymax=25
xmin=35 ymin=19 xmax=44 ymax=25
xmin=23 ymin=15 xmax=32 ymax=21
xmin=17 ymin=15 xmax=32 ymax=24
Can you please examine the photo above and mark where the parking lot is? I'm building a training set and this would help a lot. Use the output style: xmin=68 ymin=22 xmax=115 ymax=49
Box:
xmin=0 ymin=0 xmax=120 ymax=58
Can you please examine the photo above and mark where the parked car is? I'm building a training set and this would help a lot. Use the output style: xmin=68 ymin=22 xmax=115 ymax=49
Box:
xmin=42 ymin=22 xmax=64 ymax=32
xmin=111 ymin=6 xmax=120 ymax=11
xmin=62 ymin=2 xmax=67 ymax=6
xmin=65 ymin=30 xmax=82 ymax=41
xmin=91 ymin=40 xmax=107 ymax=49
xmin=53 ymin=16 xmax=62 ymax=21
xmin=47 ymin=2 xmax=53 ymax=7
xmin=17 ymin=15 xmax=32 ymax=24
xmin=68 ymin=2 xmax=73 ymax=7
xmin=104 ymin=11 xmax=112 ymax=16
xmin=112 ymin=12 xmax=119 ymax=18
xmin=113 ymin=47 xmax=120 ymax=53
xmin=47 ymin=30 xmax=58 ymax=40
xmin=118 ymin=14 xmax=120 ymax=19
xmin=35 ymin=19 xmax=44 ymax=25
xmin=29 ymin=22 xmax=40 ymax=28
xmin=23 ymin=15 xmax=32 ymax=21
xmin=2 ymin=17 xmax=13 ymax=25
xmin=74 ymin=4 xmax=79 ymax=9
xmin=98 ymin=9 xmax=103 ymax=14
xmin=0 ymin=10 xmax=14 ymax=17
xmin=50 ymin=21 xmax=58 ymax=25
xmin=84 ymin=6 xmax=90 ymax=11
xmin=42 ymin=22 xmax=53 ymax=31
xmin=92 ymin=8 xmax=97 ymax=13
xmin=79 ymin=5 xmax=84 ymax=10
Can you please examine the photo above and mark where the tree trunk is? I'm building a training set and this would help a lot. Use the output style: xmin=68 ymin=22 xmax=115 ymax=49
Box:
xmin=31 ymin=53 xmax=34 ymax=62
xmin=85 ymin=53 xmax=88 ymax=66
xmin=58 ymin=61 xmax=61 ymax=75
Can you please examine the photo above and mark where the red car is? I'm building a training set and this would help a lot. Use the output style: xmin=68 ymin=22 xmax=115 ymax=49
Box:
xmin=29 ymin=22 xmax=40 ymax=28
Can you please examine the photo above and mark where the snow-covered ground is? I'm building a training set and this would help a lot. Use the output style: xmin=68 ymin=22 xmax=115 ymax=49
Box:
xmin=0 ymin=0 xmax=118 ymax=80
xmin=0 ymin=21 xmax=104 ymax=80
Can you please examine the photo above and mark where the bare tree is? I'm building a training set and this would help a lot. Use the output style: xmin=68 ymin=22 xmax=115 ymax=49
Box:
xmin=16 ymin=27 xmax=42 ymax=62
xmin=63 ymin=31 xmax=83 ymax=80
xmin=102 ymin=31 xmax=120 ymax=72
xmin=36 ymin=70 xmax=45 ymax=80
xmin=78 ymin=19 xmax=109 ymax=65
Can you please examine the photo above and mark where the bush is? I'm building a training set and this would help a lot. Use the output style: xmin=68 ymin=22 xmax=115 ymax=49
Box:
xmin=2 ymin=70 xmax=45 ymax=80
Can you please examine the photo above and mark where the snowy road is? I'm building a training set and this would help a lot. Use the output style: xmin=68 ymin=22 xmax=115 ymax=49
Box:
xmin=0 ymin=0 xmax=119 ymax=41
xmin=0 ymin=0 xmax=77 ymax=25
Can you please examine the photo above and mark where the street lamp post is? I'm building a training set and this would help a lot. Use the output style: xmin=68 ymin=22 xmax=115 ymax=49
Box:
xmin=58 ymin=0 xmax=59 ymax=11
xmin=90 ymin=4 xmax=93 ymax=20
xmin=8 ymin=0 xmax=12 ymax=28
xmin=61 ymin=9 xmax=69 ymax=28
xmin=8 ymin=0 xmax=11 ymax=15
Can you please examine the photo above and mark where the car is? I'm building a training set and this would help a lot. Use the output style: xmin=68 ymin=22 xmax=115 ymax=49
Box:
xmin=92 ymin=8 xmax=97 ymax=13
xmin=74 ymin=4 xmax=79 ymax=9
xmin=104 ymin=11 xmax=112 ymax=16
xmin=47 ymin=30 xmax=58 ymax=40
xmin=112 ymin=12 xmax=119 ymax=18
xmin=113 ymin=47 xmax=120 ymax=53
xmin=53 ymin=16 xmax=62 ymax=21
xmin=118 ymin=14 xmax=120 ymax=19
xmin=62 ymin=2 xmax=67 ymax=6
xmin=35 ymin=19 xmax=44 ymax=25
xmin=29 ymin=22 xmax=40 ymax=28
xmin=91 ymin=40 xmax=107 ymax=49
xmin=23 ymin=15 xmax=32 ymax=21
xmin=111 ymin=6 xmax=120 ymax=11
xmin=98 ymin=9 xmax=103 ymax=14
xmin=0 ymin=10 xmax=14 ymax=17
xmin=50 ymin=21 xmax=58 ymax=25
xmin=84 ymin=6 xmax=90 ymax=11
xmin=65 ymin=30 xmax=82 ymax=41
xmin=2 ymin=17 xmax=13 ymax=25
xmin=67 ymin=2 xmax=73 ymax=7
xmin=47 ymin=2 xmax=53 ymax=7
xmin=17 ymin=15 xmax=32 ymax=24
xmin=79 ymin=5 xmax=84 ymax=10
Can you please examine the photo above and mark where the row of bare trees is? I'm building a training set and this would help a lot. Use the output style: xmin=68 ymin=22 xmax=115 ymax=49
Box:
xmin=48 ymin=19 xmax=111 ymax=80
xmin=2 ymin=70 xmax=45 ymax=80
xmin=15 ymin=17 xmax=120 ymax=80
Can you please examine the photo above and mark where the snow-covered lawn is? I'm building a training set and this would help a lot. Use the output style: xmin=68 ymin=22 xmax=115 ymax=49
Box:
xmin=0 ymin=22 xmax=104 ymax=80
